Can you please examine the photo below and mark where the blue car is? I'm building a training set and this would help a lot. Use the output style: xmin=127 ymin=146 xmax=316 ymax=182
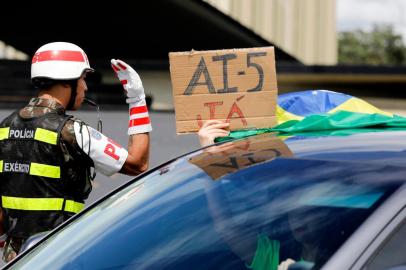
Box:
xmin=4 ymin=127 xmax=406 ymax=270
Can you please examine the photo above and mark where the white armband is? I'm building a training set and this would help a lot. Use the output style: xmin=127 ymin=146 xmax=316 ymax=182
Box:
xmin=74 ymin=122 xmax=128 ymax=176
xmin=128 ymin=99 xmax=152 ymax=135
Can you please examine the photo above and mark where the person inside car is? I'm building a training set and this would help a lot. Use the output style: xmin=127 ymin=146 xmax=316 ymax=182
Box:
xmin=198 ymin=120 xmax=329 ymax=270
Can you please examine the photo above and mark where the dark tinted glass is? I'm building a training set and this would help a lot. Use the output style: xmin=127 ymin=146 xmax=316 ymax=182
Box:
xmin=11 ymin=157 xmax=404 ymax=270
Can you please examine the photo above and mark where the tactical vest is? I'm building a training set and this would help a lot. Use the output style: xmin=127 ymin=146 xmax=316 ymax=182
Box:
xmin=0 ymin=110 xmax=92 ymax=238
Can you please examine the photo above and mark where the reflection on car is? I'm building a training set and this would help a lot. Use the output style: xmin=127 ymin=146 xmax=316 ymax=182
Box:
xmin=4 ymin=129 xmax=406 ymax=270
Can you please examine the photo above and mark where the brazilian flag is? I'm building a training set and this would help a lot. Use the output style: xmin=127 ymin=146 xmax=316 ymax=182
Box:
xmin=216 ymin=90 xmax=406 ymax=142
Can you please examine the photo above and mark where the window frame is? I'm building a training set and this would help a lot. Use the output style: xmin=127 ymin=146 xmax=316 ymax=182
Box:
xmin=322 ymin=184 xmax=406 ymax=270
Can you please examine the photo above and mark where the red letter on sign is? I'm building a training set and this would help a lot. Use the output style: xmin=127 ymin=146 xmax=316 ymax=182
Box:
xmin=227 ymin=102 xmax=247 ymax=126
xmin=104 ymin=144 xmax=119 ymax=160
xmin=205 ymin=101 xmax=223 ymax=119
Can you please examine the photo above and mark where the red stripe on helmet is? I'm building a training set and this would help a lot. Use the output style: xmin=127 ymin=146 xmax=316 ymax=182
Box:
xmin=129 ymin=117 xmax=150 ymax=127
xmin=120 ymin=80 xmax=128 ymax=85
xmin=32 ymin=50 xmax=85 ymax=63
xmin=130 ymin=105 xmax=148 ymax=115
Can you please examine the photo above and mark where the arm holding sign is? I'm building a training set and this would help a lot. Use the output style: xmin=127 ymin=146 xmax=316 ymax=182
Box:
xmin=198 ymin=120 xmax=230 ymax=147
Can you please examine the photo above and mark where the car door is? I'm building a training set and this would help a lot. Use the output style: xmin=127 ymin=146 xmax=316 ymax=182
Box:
xmin=351 ymin=205 xmax=406 ymax=270
xmin=322 ymin=185 xmax=406 ymax=270
xmin=359 ymin=208 xmax=406 ymax=270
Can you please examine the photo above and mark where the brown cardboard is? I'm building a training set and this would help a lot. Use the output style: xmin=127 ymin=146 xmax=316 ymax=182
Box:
xmin=188 ymin=134 xmax=293 ymax=180
xmin=169 ymin=47 xmax=278 ymax=134
xmin=176 ymin=116 xmax=277 ymax=134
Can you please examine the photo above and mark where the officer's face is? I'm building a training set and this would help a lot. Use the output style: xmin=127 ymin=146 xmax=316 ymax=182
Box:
xmin=73 ymin=75 xmax=88 ymax=110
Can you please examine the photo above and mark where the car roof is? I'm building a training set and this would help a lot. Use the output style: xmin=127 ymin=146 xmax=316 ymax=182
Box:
xmin=282 ymin=129 xmax=406 ymax=166
xmin=6 ymin=128 xmax=406 ymax=270
xmin=175 ymin=128 xmax=406 ymax=186
xmin=220 ymin=128 xmax=406 ymax=162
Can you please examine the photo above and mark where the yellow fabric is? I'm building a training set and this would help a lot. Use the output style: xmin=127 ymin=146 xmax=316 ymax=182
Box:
xmin=30 ymin=162 xmax=60 ymax=179
xmin=276 ymin=105 xmax=303 ymax=125
xmin=0 ymin=160 xmax=3 ymax=173
xmin=2 ymin=196 xmax=64 ymax=211
xmin=34 ymin=128 xmax=58 ymax=145
xmin=64 ymin=200 xmax=85 ymax=213
xmin=2 ymin=196 xmax=83 ymax=213
xmin=0 ymin=127 xmax=9 ymax=140
xmin=276 ymin=96 xmax=392 ymax=126
xmin=328 ymin=98 xmax=393 ymax=117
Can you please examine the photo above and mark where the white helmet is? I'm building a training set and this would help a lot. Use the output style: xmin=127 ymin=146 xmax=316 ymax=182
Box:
xmin=31 ymin=42 xmax=94 ymax=80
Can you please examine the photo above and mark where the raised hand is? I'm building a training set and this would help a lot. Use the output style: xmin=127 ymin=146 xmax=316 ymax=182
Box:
xmin=111 ymin=59 xmax=151 ymax=134
xmin=111 ymin=59 xmax=145 ymax=104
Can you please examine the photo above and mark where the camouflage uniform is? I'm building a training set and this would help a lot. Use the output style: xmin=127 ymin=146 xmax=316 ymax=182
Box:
xmin=1 ymin=97 xmax=93 ymax=262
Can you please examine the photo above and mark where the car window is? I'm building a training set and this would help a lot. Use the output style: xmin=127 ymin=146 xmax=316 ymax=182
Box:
xmin=363 ymin=219 xmax=406 ymax=270
xmin=9 ymin=158 xmax=405 ymax=270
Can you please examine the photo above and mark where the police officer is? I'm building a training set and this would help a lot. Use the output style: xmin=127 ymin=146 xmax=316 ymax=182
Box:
xmin=0 ymin=42 xmax=152 ymax=262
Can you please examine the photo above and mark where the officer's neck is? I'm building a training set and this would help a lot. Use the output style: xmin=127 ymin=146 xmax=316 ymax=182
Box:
xmin=38 ymin=84 xmax=71 ymax=109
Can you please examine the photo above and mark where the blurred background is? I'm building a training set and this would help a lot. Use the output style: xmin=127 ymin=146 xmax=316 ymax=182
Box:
xmin=1 ymin=0 xmax=406 ymax=203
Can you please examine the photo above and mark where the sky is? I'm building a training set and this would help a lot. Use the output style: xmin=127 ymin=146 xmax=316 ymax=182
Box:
xmin=337 ymin=0 xmax=406 ymax=41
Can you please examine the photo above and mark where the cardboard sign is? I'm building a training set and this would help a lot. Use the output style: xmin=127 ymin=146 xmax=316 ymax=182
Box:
xmin=189 ymin=133 xmax=293 ymax=180
xmin=169 ymin=47 xmax=278 ymax=134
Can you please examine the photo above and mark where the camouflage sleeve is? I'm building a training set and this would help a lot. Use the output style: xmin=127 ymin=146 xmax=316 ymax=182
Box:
xmin=60 ymin=118 xmax=94 ymax=167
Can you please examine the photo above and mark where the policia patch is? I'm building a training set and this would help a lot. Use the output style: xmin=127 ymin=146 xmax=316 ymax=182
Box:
xmin=0 ymin=127 xmax=58 ymax=145
xmin=9 ymin=129 xmax=34 ymax=139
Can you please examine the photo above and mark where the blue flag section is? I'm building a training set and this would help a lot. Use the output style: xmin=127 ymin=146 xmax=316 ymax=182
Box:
xmin=216 ymin=90 xmax=406 ymax=142
xmin=276 ymin=90 xmax=393 ymax=125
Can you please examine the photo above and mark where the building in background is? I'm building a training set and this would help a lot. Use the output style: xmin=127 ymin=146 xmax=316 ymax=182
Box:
xmin=204 ymin=0 xmax=337 ymax=65
xmin=0 ymin=0 xmax=298 ymax=110
xmin=0 ymin=41 xmax=28 ymax=60
xmin=1 ymin=0 xmax=406 ymax=111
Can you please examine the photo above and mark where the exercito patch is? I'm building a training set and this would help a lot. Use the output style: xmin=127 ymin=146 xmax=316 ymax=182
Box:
xmin=3 ymin=162 xmax=30 ymax=173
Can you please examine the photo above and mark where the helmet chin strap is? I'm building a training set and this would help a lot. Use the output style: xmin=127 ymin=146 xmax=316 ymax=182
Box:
xmin=66 ymin=80 xmax=78 ymax=110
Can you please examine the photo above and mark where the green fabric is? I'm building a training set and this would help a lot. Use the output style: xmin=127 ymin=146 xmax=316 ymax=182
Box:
xmin=277 ymin=127 xmax=406 ymax=138
xmin=272 ymin=111 xmax=406 ymax=132
xmin=215 ymin=111 xmax=406 ymax=143
xmin=246 ymin=234 xmax=280 ymax=270
xmin=215 ymin=128 xmax=273 ymax=143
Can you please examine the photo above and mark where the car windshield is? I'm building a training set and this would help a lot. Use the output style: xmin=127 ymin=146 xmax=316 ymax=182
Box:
xmin=10 ymin=156 xmax=405 ymax=270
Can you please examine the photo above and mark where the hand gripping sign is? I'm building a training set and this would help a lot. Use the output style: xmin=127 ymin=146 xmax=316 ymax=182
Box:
xmin=169 ymin=47 xmax=278 ymax=134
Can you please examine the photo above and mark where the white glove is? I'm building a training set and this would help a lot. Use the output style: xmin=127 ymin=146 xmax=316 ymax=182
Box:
xmin=111 ymin=59 xmax=152 ymax=135
xmin=111 ymin=59 xmax=145 ymax=104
